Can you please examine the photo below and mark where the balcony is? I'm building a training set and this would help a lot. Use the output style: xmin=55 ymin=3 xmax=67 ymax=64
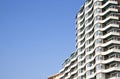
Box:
xmin=104 ymin=66 xmax=120 ymax=73
xmin=108 ymin=71 xmax=120 ymax=79
xmin=108 ymin=77 xmax=120 ymax=79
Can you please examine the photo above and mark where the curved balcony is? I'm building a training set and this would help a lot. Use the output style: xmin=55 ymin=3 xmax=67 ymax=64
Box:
xmin=85 ymin=31 xmax=120 ymax=56
xmin=64 ymin=68 xmax=70 ymax=76
xmin=71 ymin=57 xmax=77 ymax=63
xmin=77 ymin=29 xmax=85 ymax=36
xmin=85 ymin=11 xmax=94 ymax=21
xmin=96 ymin=31 xmax=120 ymax=40
xmin=77 ymin=17 xmax=84 ymax=25
xmin=95 ymin=40 xmax=120 ymax=48
xmin=94 ymin=7 xmax=118 ymax=17
xmin=78 ymin=70 xmax=86 ymax=76
xmin=70 ymin=69 xmax=77 ymax=76
xmin=70 ymin=62 xmax=77 ymax=69
xmin=94 ymin=0 xmax=103 ymax=3
xmin=86 ymin=25 xmax=120 ymax=44
xmin=78 ymin=42 xmax=85 ymax=49
xmin=85 ymin=24 xmax=94 ymax=35
xmin=77 ymin=48 xmax=85 ymax=56
xmin=85 ymin=15 xmax=118 ymax=42
xmin=103 ymin=67 xmax=120 ymax=73
xmin=85 ymin=31 xmax=94 ymax=43
xmin=77 ymin=22 xmax=85 ymax=30
xmin=63 ymin=62 xmax=70 ymax=69
xmin=77 ymin=6 xmax=84 ymax=18
xmin=85 ymin=40 xmax=94 ymax=49
xmin=103 ymin=57 xmax=120 ymax=64
xmin=94 ymin=0 xmax=118 ymax=10
xmin=64 ymin=74 xmax=70 ymax=79
xmin=85 ymin=0 xmax=93 ymax=7
xmin=94 ymin=16 xmax=118 ymax=25
xmin=85 ymin=16 xmax=94 ymax=28
xmin=85 ymin=1 xmax=94 ymax=14
xmin=78 ymin=55 xmax=85 ymax=62
xmin=108 ymin=77 xmax=120 ymax=79
xmin=85 ymin=59 xmax=120 ymax=79
xmin=78 ymin=62 xmax=86 ymax=69
xmin=95 ymin=23 xmax=119 ymax=33
xmin=102 ymin=48 xmax=120 ymax=55
xmin=77 ymin=37 xmax=85 ymax=45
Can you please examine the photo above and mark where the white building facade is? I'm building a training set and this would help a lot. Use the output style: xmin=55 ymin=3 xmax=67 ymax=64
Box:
xmin=76 ymin=0 xmax=120 ymax=79
xmin=59 ymin=52 xmax=78 ymax=79
xmin=59 ymin=0 xmax=120 ymax=79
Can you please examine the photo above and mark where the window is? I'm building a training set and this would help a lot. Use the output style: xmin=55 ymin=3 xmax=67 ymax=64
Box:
xmin=96 ymin=73 xmax=104 ymax=79
xmin=95 ymin=23 xmax=102 ymax=29
xmin=85 ymin=20 xmax=89 ymax=24
xmin=78 ymin=55 xmax=82 ymax=59
xmin=95 ymin=31 xmax=103 ymax=36
xmin=78 ymin=62 xmax=81 ymax=66
xmin=78 ymin=69 xmax=81 ymax=74
xmin=95 ymin=47 xmax=103 ymax=52
xmin=86 ymin=63 xmax=90 ymax=68
xmin=94 ymin=1 xmax=102 ymax=6
xmin=111 ymin=72 xmax=117 ymax=77
xmin=85 ymin=13 xmax=89 ymax=18
xmin=110 ymin=63 xmax=117 ymax=67
xmin=95 ymin=39 xmax=102 ymax=45
xmin=96 ymin=64 xmax=102 ymax=71
xmin=94 ymin=8 xmax=102 ymax=14
xmin=86 ymin=71 xmax=90 ymax=76
xmin=109 ymin=54 xmax=116 ymax=58
xmin=95 ymin=16 xmax=102 ymax=21
xmin=96 ymin=55 xmax=103 ymax=61
xmin=86 ymin=55 xmax=90 ymax=60
xmin=86 ymin=48 xmax=89 ymax=53
xmin=85 ymin=0 xmax=90 ymax=4
xmin=78 ymin=48 xmax=81 ymax=52
xmin=85 ymin=40 xmax=90 ymax=46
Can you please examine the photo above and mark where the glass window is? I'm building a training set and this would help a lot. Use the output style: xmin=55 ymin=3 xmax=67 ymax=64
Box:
xmin=85 ymin=40 xmax=90 ymax=46
xmin=78 ymin=55 xmax=82 ymax=59
xmin=78 ymin=69 xmax=81 ymax=74
xmin=85 ymin=20 xmax=89 ymax=24
xmin=95 ymin=23 xmax=102 ymax=29
xmin=110 ymin=63 xmax=117 ymax=67
xmin=111 ymin=72 xmax=117 ymax=77
xmin=118 ymin=72 xmax=120 ymax=77
xmin=86 ymin=48 xmax=89 ymax=53
xmin=95 ymin=31 xmax=103 ymax=36
xmin=109 ymin=54 xmax=116 ymax=58
xmin=86 ymin=71 xmax=90 ymax=76
xmin=85 ymin=26 xmax=91 ymax=32
xmin=86 ymin=55 xmax=90 ymax=60
xmin=94 ymin=8 xmax=102 ymax=14
xmin=85 ymin=0 xmax=90 ymax=4
xmin=96 ymin=73 xmax=104 ymax=79
xmin=86 ymin=63 xmax=90 ymax=68
xmin=96 ymin=55 xmax=103 ymax=61
xmin=78 ymin=62 xmax=81 ymax=66
xmin=85 ymin=13 xmax=89 ymax=18
xmin=95 ymin=47 xmax=103 ymax=52
xmin=95 ymin=16 xmax=102 ymax=21
xmin=94 ymin=1 xmax=102 ymax=6
xmin=95 ymin=39 xmax=102 ymax=45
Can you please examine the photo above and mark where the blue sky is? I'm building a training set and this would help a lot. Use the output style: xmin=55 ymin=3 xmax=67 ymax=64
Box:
xmin=0 ymin=0 xmax=84 ymax=79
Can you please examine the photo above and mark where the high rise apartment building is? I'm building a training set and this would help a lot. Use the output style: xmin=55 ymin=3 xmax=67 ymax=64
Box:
xmin=76 ymin=0 xmax=120 ymax=79
xmin=56 ymin=0 xmax=120 ymax=79
xmin=59 ymin=52 xmax=78 ymax=79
